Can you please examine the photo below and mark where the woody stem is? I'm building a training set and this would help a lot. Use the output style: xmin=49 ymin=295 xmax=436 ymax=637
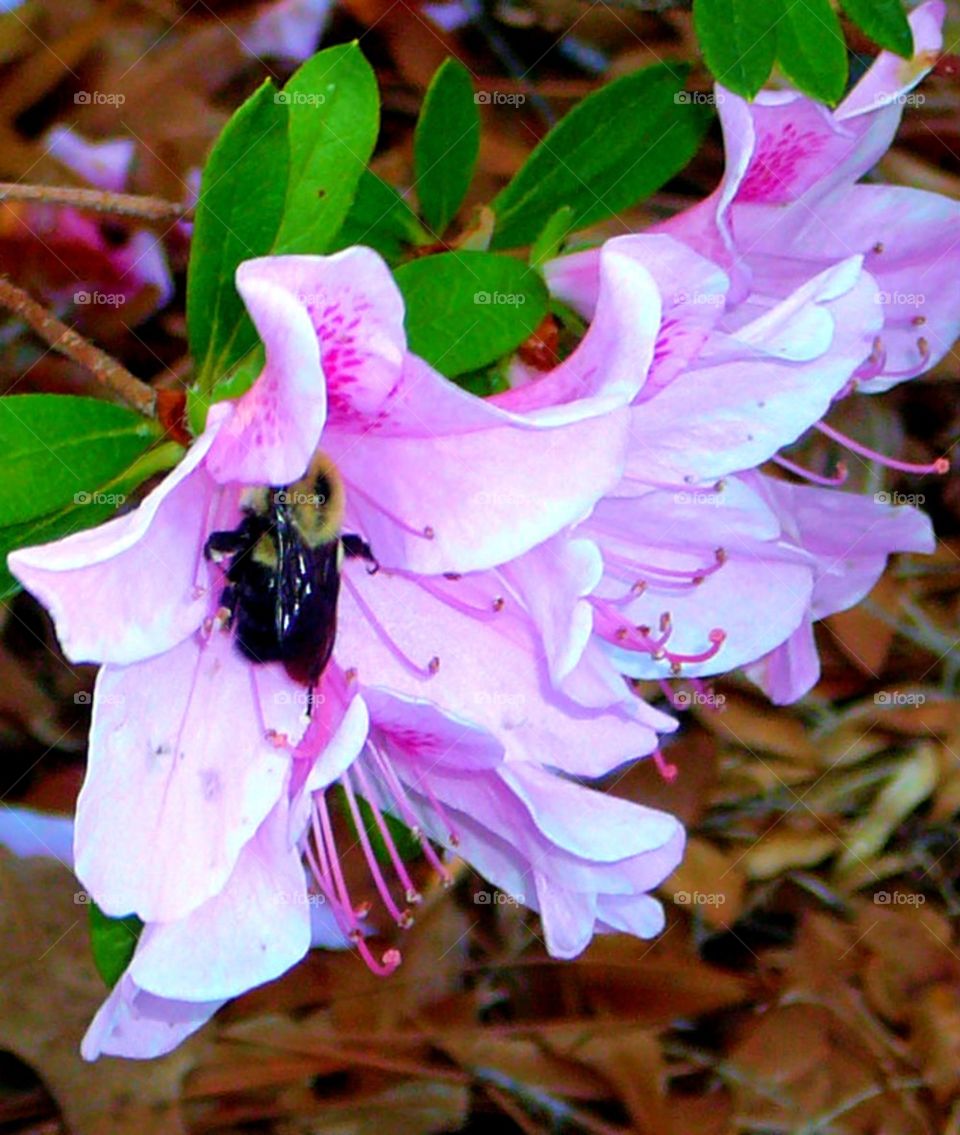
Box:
xmin=0 ymin=276 xmax=156 ymax=417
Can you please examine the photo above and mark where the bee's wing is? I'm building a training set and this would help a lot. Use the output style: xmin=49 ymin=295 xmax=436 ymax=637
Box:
xmin=274 ymin=506 xmax=342 ymax=685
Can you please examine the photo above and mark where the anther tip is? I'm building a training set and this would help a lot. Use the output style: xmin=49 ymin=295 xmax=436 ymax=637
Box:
xmin=708 ymin=628 xmax=726 ymax=644
xmin=934 ymin=457 xmax=950 ymax=474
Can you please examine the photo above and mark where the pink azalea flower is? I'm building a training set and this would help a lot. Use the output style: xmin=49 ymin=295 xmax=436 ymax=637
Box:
xmin=241 ymin=0 xmax=332 ymax=62
xmin=9 ymin=244 xmax=686 ymax=1058
xmin=501 ymin=230 xmax=898 ymax=694
xmin=741 ymin=475 xmax=935 ymax=703
xmin=660 ymin=0 xmax=959 ymax=393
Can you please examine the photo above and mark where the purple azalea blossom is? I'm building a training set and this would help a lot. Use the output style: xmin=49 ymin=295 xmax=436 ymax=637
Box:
xmin=659 ymin=0 xmax=958 ymax=393
xmin=9 ymin=245 xmax=686 ymax=1058
xmin=498 ymin=8 xmax=953 ymax=703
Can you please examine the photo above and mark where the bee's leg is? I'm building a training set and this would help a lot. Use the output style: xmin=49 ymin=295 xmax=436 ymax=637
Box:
xmin=342 ymin=533 xmax=379 ymax=574
xmin=217 ymin=584 xmax=236 ymax=627
xmin=204 ymin=528 xmax=248 ymax=562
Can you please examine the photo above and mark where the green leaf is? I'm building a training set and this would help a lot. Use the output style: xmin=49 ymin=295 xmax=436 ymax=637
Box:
xmin=693 ymin=0 xmax=779 ymax=98
xmin=490 ymin=63 xmax=709 ymax=249
xmin=335 ymin=170 xmax=430 ymax=263
xmin=414 ymin=58 xmax=481 ymax=234
xmin=189 ymin=44 xmax=380 ymax=394
xmin=272 ymin=42 xmax=380 ymax=255
xmin=0 ymin=395 xmax=160 ymax=528
xmin=776 ymin=0 xmax=848 ymax=106
xmin=334 ymin=787 xmax=422 ymax=867
xmin=394 ymin=251 xmax=548 ymax=378
xmin=0 ymin=439 xmax=183 ymax=600
xmin=88 ymin=901 xmax=143 ymax=989
xmin=840 ymin=0 xmax=913 ymax=57
xmin=529 ymin=205 xmax=575 ymax=270
xmin=187 ymin=79 xmax=290 ymax=392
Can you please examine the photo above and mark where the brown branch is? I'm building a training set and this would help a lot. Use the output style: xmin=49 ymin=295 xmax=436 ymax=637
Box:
xmin=0 ymin=277 xmax=156 ymax=417
xmin=0 ymin=182 xmax=189 ymax=223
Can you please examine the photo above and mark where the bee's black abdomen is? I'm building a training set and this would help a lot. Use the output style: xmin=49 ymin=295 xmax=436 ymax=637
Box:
xmin=205 ymin=503 xmax=342 ymax=687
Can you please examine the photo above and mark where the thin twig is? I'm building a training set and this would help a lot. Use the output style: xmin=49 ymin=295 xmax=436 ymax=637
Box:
xmin=0 ymin=276 xmax=156 ymax=417
xmin=0 ymin=182 xmax=189 ymax=223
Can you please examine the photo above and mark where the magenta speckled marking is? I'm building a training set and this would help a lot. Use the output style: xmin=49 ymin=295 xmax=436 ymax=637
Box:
xmin=736 ymin=124 xmax=827 ymax=203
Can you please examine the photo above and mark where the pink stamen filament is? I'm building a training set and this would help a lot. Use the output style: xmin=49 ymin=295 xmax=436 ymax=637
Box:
xmin=815 ymin=421 xmax=949 ymax=477
xmin=603 ymin=547 xmax=726 ymax=593
xmin=350 ymin=762 xmax=423 ymax=904
xmin=414 ymin=576 xmax=504 ymax=620
xmin=342 ymin=574 xmax=440 ymax=678
xmin=340 ymin=773 xmax=410 ymax=926
xmin=347 ymin=480 xmax=435 ymax=540
xmin=652 ymin=749 xmax=679 ymax=781
xmin=594 ymin=601 xmax=726 ymax=669
xmin=367 ymin=745 xmax=453 ymax=884
xmin=309 ymin=793 xmax=401 ymax=977
xmin=773 ymin=454 xmax=849 ymax=486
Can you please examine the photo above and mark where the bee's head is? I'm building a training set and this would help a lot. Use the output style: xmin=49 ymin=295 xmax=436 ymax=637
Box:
xmin=284 ymin=452 xmax=345 ymax=547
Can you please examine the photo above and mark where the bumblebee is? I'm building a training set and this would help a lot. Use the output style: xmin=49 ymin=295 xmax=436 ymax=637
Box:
xmin=204 ymin=452 xmax=374 ymax=688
